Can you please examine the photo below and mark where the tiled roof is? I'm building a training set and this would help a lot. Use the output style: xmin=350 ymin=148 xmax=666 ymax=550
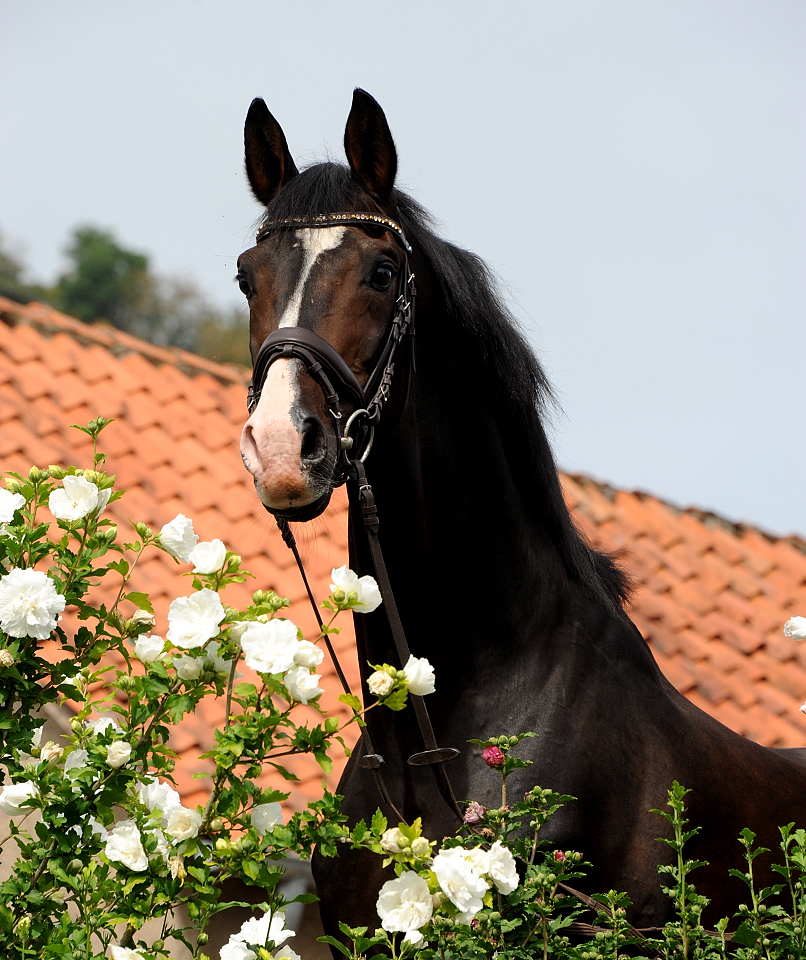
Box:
xmin=2 ymin=294 xmax=806 ymax=812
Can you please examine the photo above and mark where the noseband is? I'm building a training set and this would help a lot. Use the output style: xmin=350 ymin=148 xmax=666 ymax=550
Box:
xmin=246 ymin=212 xmax=416 ymax=471
xmin=244 ymin=212 xmax=462 ymax=826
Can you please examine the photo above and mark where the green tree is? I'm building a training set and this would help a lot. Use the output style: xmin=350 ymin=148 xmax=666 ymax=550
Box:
xmin=55 ymin=226 xmax=150 ymax=328
xmin=0 ymin=231 xmax=50 ymax=305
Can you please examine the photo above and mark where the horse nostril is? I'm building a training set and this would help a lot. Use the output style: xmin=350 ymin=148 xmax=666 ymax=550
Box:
xmin=300 ymin=417 xmax=326 ymax=462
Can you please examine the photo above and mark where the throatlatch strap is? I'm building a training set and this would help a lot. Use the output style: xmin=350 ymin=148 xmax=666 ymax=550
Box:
xmin=274 ymin=517 xmax=406 ymax=826
xmin=348 ymin=460 xmax=463 ymax=822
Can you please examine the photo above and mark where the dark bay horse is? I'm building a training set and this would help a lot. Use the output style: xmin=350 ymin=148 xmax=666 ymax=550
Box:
xmin=237 ymin=89 xmax=806 ymax=929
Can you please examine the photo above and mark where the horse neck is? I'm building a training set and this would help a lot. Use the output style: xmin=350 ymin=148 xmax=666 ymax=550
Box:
xmin=347 ymin=295 xmax=605 ymax=677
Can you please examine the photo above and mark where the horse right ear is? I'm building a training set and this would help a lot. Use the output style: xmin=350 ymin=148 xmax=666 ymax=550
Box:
xmin=344 ymin=89 xmax=397 ymax=200
xmin=244 ymin=98 xmax=298 ymax=205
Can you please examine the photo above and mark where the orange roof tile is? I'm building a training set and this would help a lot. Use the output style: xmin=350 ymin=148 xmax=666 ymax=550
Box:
xmin=3 ymin=294 xmax=806 ymax=800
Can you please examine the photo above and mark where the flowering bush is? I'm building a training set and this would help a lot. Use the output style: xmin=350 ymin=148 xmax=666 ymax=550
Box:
xmin=3 ymin=418 xmax=806 ymax=960
xmin=0 ymin=419 xmax=402 ymax=959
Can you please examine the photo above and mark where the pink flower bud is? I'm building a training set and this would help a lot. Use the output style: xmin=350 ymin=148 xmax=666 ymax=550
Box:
xmin=463 ymin=801 xmax=486 ymax=825
xmin=482 ymin=745 xmax=505 ymax=767
xmin=553 ymin=850 xmax=566 ymax=862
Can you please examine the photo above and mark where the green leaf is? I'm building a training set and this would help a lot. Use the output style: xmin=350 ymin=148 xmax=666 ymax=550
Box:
xmin=124 ymin=591 xmax=154 ymax=614
xmin=338 ymin=693 xmax=362 ymax=713
xmin=371 ymin=809 xmax=387 ymax=837
xmin=317 ymin=936 xmax=352 ymax=957
xmin=731 ymin=921 xmax=760 ymax=948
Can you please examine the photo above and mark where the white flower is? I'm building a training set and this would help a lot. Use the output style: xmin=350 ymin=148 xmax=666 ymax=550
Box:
xmin=251 ymin=802 xmax=283 ymax=834
xmin=294 ymin=639 xmax=324 ymax=668
xmin=284 ymin=665 xmax=323 ymax=704
xmin=86 ymin=716 xmax=121 ymax=737
xmin=189 ymin=539 xmax=227 ymax=574
xmin=330 ymin=566 xmax=382 ymax=613
xmin=84 ymin=815 xmax=108 ymax=841
xmin=0 ymin=649 xmax=14 ymax=667
xmin=0 ymin=488 xmax=25 ymax=523
xmin=376 ymin=870 xmax=433 ymax=935
xmin=134 ymin=633 xmax=166 ymax=664
xmin=40 ymin=741 xmax=63 ymax=763
xmin=368 ymin=670 xmax=395 ymax=697
xmin=105 ymin=819 xmax=148 ymax=871
xmin=31 ymin=726 xmax=43 ymax=748
xmin=411 ymin=836 xmax=431 ymax=859
xmin=148 ymin=825 xmax=171 ymax=863
xmin=380 ymin=827 xmax=406 ymax=853
xmin=0 ymin=567 xmax=66 ymax=640
xmin=108 ymin=946 xmax=145 ymax=960
xmin=167 ymin=589 xmax=225 ymax=649
xmin=220 ymin=910 xmax=295 ymax=960
xmin=94 ymin=486 xmax=112 ymax=517
xmin=487 ymin=840 xmax=519 ymax=894
xmin=158 ymin=514 xmax=198 ymax=562
xmin=165 ymin=805 xmax=202 ymax=841
xmin=275 ymin=949 xmax=301 ymax=960
xmin=173 ymin=652 xmax=203 ymax=681
xmin=403 ymin=655 xmax=435 ymax=696
xmin=239 ymin=619 xmax=299 ymax=674
xmin=106 ymin=741 xmax=132 ymax=769
xmin=138 ymin=776 xmax=181 ymax=815
xmin=168 ymin=854 xmax=186 ymax=880
xmin=64 ymin=748 xmax=89 ymax=778
xmin=48 ymin=475 xmax=100 ymax=521
xmin=0 ymin=780 xmax=37 ymax=816
xmin=784 ymin=616 xmax=806 ymax=641
xmin=432 ymin=846 xmax=489 ymax=923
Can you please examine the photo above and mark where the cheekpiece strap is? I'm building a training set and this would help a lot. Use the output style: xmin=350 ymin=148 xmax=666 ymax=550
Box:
xmin=255 ymin=212 xmax=412 ymax=253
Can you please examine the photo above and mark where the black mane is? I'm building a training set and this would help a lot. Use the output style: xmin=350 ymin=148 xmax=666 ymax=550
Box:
xmin=260 ymin=163 xmax=630 ymax=606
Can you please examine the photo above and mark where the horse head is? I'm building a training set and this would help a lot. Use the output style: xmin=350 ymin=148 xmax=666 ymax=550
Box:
xmin=238 ymin=90 xmax=412 ymax=520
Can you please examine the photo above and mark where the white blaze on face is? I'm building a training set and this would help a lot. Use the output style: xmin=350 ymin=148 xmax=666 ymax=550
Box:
xmin=279 ymin=226 xmax=346 ymax=327
xmin=241 ymin=226 xmax=346 ymax=508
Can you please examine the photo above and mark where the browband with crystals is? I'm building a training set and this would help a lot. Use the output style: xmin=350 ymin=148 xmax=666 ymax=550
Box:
xmin=255 ymin=211 xmax=412 ymax=253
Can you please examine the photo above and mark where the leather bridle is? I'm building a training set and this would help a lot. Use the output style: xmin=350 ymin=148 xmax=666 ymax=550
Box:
xmin=245 ymin=212 xmax=462 ymax=825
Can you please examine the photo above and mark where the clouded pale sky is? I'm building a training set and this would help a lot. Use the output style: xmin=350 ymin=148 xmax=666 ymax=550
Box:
xmin=1 ymin=1 xmax=804 ymax=534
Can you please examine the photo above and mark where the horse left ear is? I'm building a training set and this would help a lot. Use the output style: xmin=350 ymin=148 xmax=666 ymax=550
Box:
xmin=344 ymin=89 xmax=398 ymax=200
xmin=244 ymin=98 xmax=299 ymax=205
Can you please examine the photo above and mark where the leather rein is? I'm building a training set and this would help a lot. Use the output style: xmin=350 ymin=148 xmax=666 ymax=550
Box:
xmin=246 ymin=212 xmax=462 ymax=825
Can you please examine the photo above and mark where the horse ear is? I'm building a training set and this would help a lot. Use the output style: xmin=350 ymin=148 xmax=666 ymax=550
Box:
xmin=244 ymin=98 xmax=298 ymax=205
xmin=344 ymin=89 xmax=398 ymax=200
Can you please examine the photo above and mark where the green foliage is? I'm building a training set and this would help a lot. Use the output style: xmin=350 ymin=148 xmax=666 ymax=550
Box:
xmin=55 ymin=225 xmax=150 ymax=327
xmin=0 ymin=231 xmax=51 ymax=305
xmin=1 ymin=224 xmax=251 ymax=363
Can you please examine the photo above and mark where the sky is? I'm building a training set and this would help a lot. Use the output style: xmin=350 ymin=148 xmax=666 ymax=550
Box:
xmin=1 ymin=1 xmax=804 ymax=536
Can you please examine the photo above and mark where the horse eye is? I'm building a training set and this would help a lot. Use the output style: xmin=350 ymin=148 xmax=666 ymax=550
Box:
xmin=370 ymin=264 xmax=394 ymax=292
xmin=237 ymin=275 xmax=251 ymax=298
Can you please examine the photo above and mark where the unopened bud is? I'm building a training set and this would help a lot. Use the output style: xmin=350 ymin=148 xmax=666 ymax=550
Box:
xmin=133 ymin=521 xmax=152 ymax=540
xmin=70 ymin=716 xmax=84 ymax=734
xmin=0 ymin=649 xmax=15 ymax=668
xmin=101 ymin=525 xmax=118 ymax=543
xmin=332 ymin=587 xmax=346 ymax=604
xmin=152 ymin=939 xmax=165 ymax=951
xmin=16 ymin=915 xmax=31 ymax=939
xmin=28 ymin=466 xmax=45 ymax=482
xmin=48 ymin=465 xmax=67 ymax=479
xmin=130 ymin=608 xmax=156 ymax=630
xmin=196 ymin=932 xmax=209 ymax=946
xmin=5 ymin=478 xmax=24 ymax=494
xmin=209 ymin=817 xmax=223 ymax=832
